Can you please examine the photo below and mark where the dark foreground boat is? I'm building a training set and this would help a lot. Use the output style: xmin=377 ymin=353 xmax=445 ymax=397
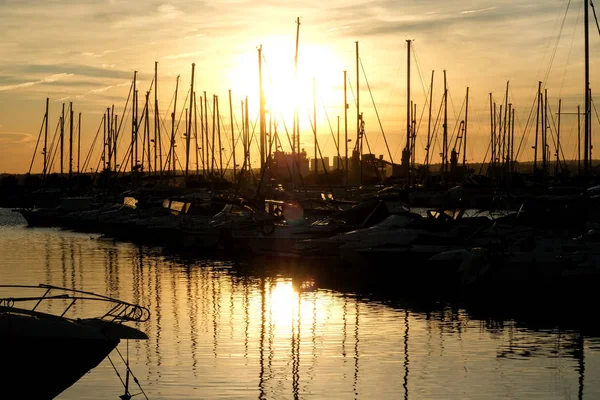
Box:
xmin=0 ymin=284 xmax=149 ymax=399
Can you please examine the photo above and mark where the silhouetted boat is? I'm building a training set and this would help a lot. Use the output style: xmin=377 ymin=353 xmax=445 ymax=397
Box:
xmin=0 ymin=284 xmax=149 ymax=399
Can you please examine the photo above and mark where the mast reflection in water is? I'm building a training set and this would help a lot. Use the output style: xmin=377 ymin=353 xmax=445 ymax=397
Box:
xmin=0 ymin=209 xmax=598 ymax=399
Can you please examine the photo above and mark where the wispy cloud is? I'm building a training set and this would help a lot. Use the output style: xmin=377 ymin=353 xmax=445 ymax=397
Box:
xmin=0 ymin=73 xmax=73 ymax=92
xmin=75 ymin=81 xmax=131 ymax=99
xmin=460 ymin=7 xmax=497 ymax=15
xmin=161 ymin=52 xmax=202 ymax=60
xmin=81 ymin=50 xmax=115 ymax=58
xmin=0 ymin=132 xmax=35 ymax=144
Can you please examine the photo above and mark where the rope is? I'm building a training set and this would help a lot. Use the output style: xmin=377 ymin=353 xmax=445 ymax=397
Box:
xmin=592 ymin=0 xmax=600 ymax=37
xmin=359 ymin=58 xmax=394 ymax=164
xmin=28 ymin=112 xmax=46 ymax=174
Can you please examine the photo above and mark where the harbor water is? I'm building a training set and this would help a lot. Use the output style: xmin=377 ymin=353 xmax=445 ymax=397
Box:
xmin=1 ymin=208 xmax=599 ymax=399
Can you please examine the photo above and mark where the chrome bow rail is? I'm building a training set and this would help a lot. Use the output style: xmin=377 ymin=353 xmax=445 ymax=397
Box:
xmin=0 ymin=284 xmax=150 ymax=324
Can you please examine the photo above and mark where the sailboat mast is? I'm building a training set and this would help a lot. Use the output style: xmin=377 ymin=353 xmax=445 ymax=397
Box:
xmin=406 ymin=39 xmax=411 ymax=176
xmin=426 ymin=71 xmax=434 ymax=167
xmin=204 ymin=91 xmax=209 ymax=175
xmin=356 ymin=41 xmax=361 ymax=184
xmin=194 ymin=92 xmax=199 ymax=176
xmin=77 ymin=112 xmax=81 ymax=174
xmin=503 ymin=82 xmax=509 ymax=167
xmin=154 ymin=61 xmax=160 ymax=176
xmin=464 ymin=87 xmax=469 ymax=167
xmin=171 ymin=75 xmax=180 ymax=176
xmin=245 ymin=96 xmax=250 ymax=175
xmin=578 ymin=104 xmax=582 ymax=175
xmin=557 ymin=98 xmax=562 ymax=175
xmin=534 ymin=82 xmax=541 ymax=173
xmin=212 ymin=95 xmax=216 ymax=174
xmin=186 ymin=63 xmax=195 ymax=182
xmin=258 ymin=45 xmax=266 ymax=172
xmin=60 ymin=103 xmax=64 ymax=177
xmin=489 ymin=94 xmax=494 ymax=178
xmin=112 ymin=108 xmax=117 ymax=172
xmin=295 ymin=17 xmax=301 ymax=154
xmin=229 ymin=90 xmax=236 ymax=185
xmin=132 ymin=71 xmax=137 ymax=172
xmin=344 ymin=70 xmax=348 ymax=182
xmin=313 ymin=78 xmax=317 ymax=174
xmin=217 ymin=95 xmax=223 ymax=177
xmin=43 ymin=98 xmax=49 ymax=179
xmin=543 ymin=88 xmax=547 ymax=173
xmin=146 ymin=91 xmax=151 ymax=174
xmin=584 ymin=0 xmax=591 ymax=178
xmin=443 ymin=70 xmax=448 ymax=174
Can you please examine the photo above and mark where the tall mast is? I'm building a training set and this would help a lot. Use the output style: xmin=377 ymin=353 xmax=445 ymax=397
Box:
xmin=426 ymin=71 xmax=434 ymax=167
xmin=106 ymin=107 xmax=110 ymax=170
xmin=502 ymin=81 xmax=509 ymax=167
xmin=511 ymin=107 xmax=515 ymax=173
xmin=463 ymin=87 xmax=469 ymax=167
xmin=194 ymin=92 xmax=199 ymax=176
xmin=294 ymin=17 xmax=301 ymax=154
xmin=344 ymin=70 xmax=348 ymax=183
xmin=557 ymin=98 xmax=562 ymax=175
xmin=145 ymin=91 xmax=151 ymax=173
xmin=443 ymin=70 xmax=448 ymax=174
xmin=584 ymin=0 xmax=590 ymax=178
xmin=112 ymin=108 xmax=116 ymax=172
xmin=171 ymin=75 xmax=180 ymax=176
xmin=77 ymin=112 xmax=81 ymax=174
xmin=186 ymin=63 xmax=195 ymax=182
xmin=132 ymin=71 xmax=137 ymax=172
xmin=313 ymin=78 xmax=318 ymax=174
xmin=69 ymin=102 xmax=73 ymax=179
xmin=42 ymin=98 xmax=49 ymax=179
xmin=356 ymin=41 xmax=361 ymax=184
xmin=245 ymin=96 xmax=250 ymax=174
xmin=154 ymin=61 xmax=160 ymax=176
xmin=212 ymin=95 xmax=216 ymax=174
xmin=337 ymin=116 xmax=340 ymax=171
xmin=507 ymin=103 xmax=512 ymax=170
xmin=203 ymin=91 xmax=209 ymax=175
xmin=578 ymin=104 xmax=582 ymax=175
xmin=406 ymin=39 xmax=411 ymax=177
xmin=534 ymin=81 xmax=541 ymax=173
xmin=542 ymin=88 xmax=547 ymax=173
xmin=60 ymin=103 xmax=64 ymax=177
xmin=229 ymin=90 xmax=236 ymax=185
xmin=200 ymin=96 xmax=205 ymax=176
xmin=217 ymin=95 xmax=223 ymax=176
xmin=489 ymin=93 xmax=494 ymax=178
xmin=258 ymin=45 xmax=266 ymax=172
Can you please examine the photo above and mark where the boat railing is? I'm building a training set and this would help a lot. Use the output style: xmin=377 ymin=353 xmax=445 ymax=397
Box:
xmin=0 ymin=284 xmax=150 ymax=324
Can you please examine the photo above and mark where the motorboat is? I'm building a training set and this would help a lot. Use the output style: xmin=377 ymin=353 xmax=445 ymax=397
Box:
xmin=0 ymin=284 xmax=149 ymax=399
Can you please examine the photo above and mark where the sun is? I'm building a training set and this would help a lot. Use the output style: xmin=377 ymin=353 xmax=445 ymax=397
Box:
xmin=228 ymin=37 xmax=346 ymax=151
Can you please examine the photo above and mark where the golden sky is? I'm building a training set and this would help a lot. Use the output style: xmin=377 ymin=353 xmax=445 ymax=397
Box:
xmin=0 ymin=0 xmax=598 ymax=174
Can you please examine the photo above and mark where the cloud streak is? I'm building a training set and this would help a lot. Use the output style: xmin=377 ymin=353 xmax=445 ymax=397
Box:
xmin=460 ymin=7 xmax=497 ymax=15
xmin=0 ymin=132 xmax=35 ymax=144
xmin=0 ymin=73 xmax=73 ymax=92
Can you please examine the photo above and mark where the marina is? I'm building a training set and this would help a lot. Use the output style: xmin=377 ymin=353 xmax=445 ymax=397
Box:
xmin=2 ymin=1 xmax=600 ymax=398
xmin=1 ymin=209 xmax=600 ymax=399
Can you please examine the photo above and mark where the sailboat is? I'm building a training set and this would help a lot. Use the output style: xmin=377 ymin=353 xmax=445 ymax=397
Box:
xmin=0 ymin=284 xmax=149 ymax=399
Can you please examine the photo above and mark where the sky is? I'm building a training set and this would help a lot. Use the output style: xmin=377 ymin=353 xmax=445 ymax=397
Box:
xmin=0 ymin=0 xmax=598 ymax=174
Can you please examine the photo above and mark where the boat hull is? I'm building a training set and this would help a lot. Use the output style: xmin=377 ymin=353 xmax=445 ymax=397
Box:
xmin=0 ymin=314 xmax=120 ymax=399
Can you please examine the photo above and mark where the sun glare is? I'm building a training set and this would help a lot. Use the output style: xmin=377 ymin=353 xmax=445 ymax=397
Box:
xmin=229 ymin=37 xmax=345 ymax=149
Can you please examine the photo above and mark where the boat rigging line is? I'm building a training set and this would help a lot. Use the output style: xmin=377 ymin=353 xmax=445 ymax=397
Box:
xmin=591 ymin=0 xmax=600 ymax=36
xmin=359 ymin=58 xmax=394 ymax=164
xmin=27 ymin=107 xmax=48 ymax=175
